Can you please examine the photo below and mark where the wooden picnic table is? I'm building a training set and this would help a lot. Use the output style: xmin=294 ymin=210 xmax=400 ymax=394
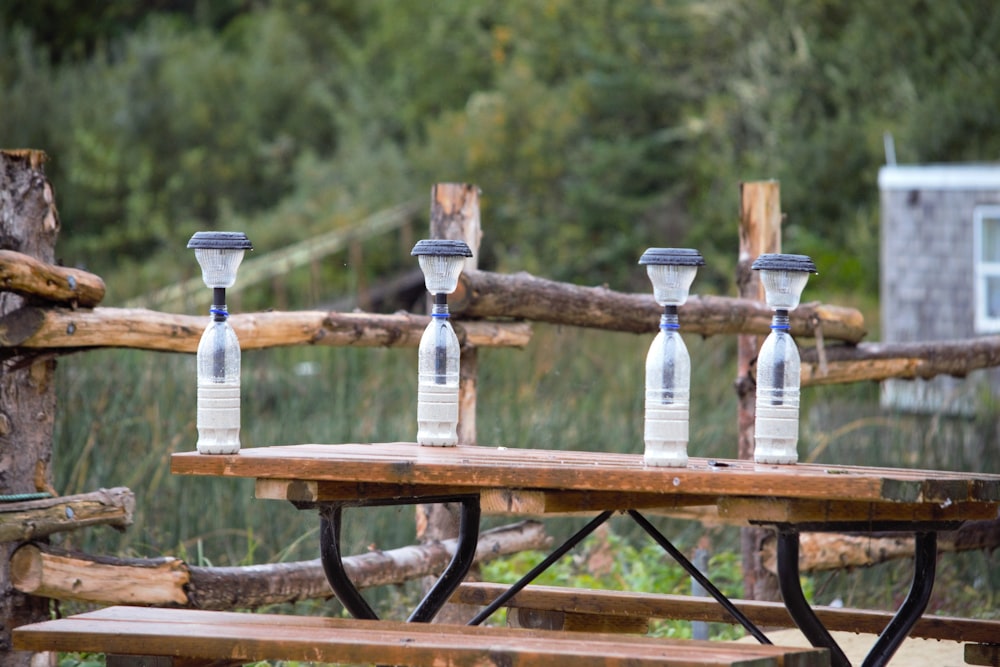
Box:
xmin=172 ymin=442 xmax=1000 ymax=667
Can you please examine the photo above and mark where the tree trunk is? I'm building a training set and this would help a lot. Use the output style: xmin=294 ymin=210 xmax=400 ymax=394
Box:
xmin=1 ymin=149 xmax=60 ymax=667
xmin=736 ymin=181 xmax=782 ymax=603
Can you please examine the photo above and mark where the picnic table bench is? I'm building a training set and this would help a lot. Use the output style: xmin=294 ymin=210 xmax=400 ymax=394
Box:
xmin=452 ymin=582 xmax=1000 ymax=665
xmin=17 ymin=441 xmax=1000 ymax=667
xmin=14 ymin=605 xmax=830 ymax=667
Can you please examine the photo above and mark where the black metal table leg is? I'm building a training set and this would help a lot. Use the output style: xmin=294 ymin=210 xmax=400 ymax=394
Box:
xmin=777 ymin=528 xmax=939 ymax=667
xmin=861 ymin=531 xmax=937 ymax=667
xmin=408 ymin=496 xmax=482 ymax=622
xmin=777 ymin=528 xmax=852 ymax=667
xmin=320 ymin=503 xmax=378 ymax=619
xmin=319 ymin=494 xmax=483 ymax=623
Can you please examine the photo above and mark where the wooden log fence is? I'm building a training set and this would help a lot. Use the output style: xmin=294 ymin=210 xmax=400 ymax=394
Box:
xmin=10 ymin=520 xmax=549 ymax=609
xmin=4 ymin=151 xmax=1000 ymax=664
xmin=759 ymin=518 xmax=1000 ymax=575
xmin=452 ymin=269 xmax=867 ymax=343
xmin=0 ymin=488 xmax=133 ymax=543
xmin=0 ymin=306 xmax=532 ymax=354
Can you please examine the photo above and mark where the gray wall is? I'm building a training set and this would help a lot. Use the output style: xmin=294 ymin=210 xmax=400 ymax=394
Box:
xmin=879 ymin=166 xmax=1000 ymax=413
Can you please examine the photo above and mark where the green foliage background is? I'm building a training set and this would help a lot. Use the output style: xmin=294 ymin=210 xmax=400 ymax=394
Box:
xmin=4 ymin=1 xmax=999 ymax=298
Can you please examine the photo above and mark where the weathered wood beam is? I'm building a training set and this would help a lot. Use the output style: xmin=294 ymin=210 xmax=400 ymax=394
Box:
xmin=451 ymin=269 xmax=867 ymax=343
xmin=0 ymin=307 xmax=531 ymax=353
xmin=10 ymin=520 xmax=550 ymax=609
xmin=0 ymin=487 xmax=134 ymax=542
xmin=801 ymin=337 xmax=1000 ymax=386
xmin=0 ymin=249 xmax=105 ymax=307
xmin=760 ymin=518 xmax=1000 ymax=573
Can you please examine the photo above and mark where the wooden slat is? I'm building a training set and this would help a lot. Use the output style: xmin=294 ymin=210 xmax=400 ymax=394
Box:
xmin=480 ymin=489 xmax=721 ymax=515
xmin=253 ymin=478 xmax=472 ymax=503
xmin=717 ymin=497 xmax=999 ymax=525
xmin=454 ymin=583 xmax=1000 ymax=645
xmin=172 ymin=443 xmax=1000 ymax=509
xmin=13 ymin=606 xmax=831 ymax=667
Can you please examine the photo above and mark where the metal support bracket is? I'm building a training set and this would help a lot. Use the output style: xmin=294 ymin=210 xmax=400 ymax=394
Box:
xmin=318 ymin=494 xmax=482 ymax=622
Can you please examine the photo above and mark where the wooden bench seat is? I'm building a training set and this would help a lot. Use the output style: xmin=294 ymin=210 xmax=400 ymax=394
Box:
xmin=14 ymin=605 xmax=831 ymax=667
xmin=453 ymin=582 xmax=1000 ymax=665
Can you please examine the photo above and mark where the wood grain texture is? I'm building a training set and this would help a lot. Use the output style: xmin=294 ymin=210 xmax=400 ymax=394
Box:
xmin=172 ymin=443 xmax=1000 ymax=510
xmin=800 ymin=337 xmax=1000 ymax=385
xmin=10 ymin=521 xmax=550 ymax=609
xmin=0 ymin=486 xmax=134 ymax=541
xmin=451 ymin=269 xmax=866 ymax=343
xmin=14 ymin=605 xmax=831 ymax=667
xmin=454 ymin=582 xmax=1000 ymax=645
xmin=0 ymin=307 xmax=531 ymax=351
xmin=0 ymin=249 xmax=105 ymax=307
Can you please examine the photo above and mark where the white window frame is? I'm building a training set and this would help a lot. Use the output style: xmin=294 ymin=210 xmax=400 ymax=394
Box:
xmin=974 ymin=205 xmax=1000 ymax=333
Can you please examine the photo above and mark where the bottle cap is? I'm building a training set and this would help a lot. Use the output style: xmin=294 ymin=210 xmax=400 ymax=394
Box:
xmin=187 ymin=231 xmax=254 ymax=250
xmin=638 ymin=248 xmax=705 ymax=266
xmin=411 ymin=239 xmax=473 ymax=257
xmin=751 ymin=253 xmax=817 ymax=273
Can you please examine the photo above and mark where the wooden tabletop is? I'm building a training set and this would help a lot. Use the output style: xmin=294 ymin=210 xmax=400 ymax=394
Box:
xmin=172 ymin=443 xmax=1000 ymax=524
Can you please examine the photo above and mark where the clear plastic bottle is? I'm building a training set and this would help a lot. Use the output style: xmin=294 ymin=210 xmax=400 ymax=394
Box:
xmin=644 ymin=309 xmax=691 ymax=467
xmin=417 ymin=302 xmax=460 ymax=446
xmin=754 ymin=311 xmax=801 ymax=464
xmin=196 ymin=311 xmax=242 ymax=454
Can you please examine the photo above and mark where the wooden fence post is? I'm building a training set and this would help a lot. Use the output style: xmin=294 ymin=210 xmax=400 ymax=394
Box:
xmin=0 ymin=149 xmax=60 ymax=667
xmin=416 ymin=183 xmax=483 ymax=623
xmin=736 ymin=181 xmax=783 ymax=603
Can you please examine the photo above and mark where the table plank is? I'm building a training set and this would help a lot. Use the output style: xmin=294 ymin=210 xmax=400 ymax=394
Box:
xmin=172 ymin=443 xmax=1000 ymax=508
xmin=16 ymin=606 xmax=831 ymax=667
xmin=718 ymin=497 xmax=999 ymax=525
xmin=254 ymin=478 xmax=720 ymax=514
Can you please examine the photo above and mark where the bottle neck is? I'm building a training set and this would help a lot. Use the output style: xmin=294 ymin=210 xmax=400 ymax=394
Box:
xmin=770 ymin=309 xmax=790 ymax=331
xmin=211 ymin=288 xmax=228 ymax=322
xmin=659 ymin=305 xmax=679 ymax=331
xmin=432 ymin=293 xmax=450 ymax=319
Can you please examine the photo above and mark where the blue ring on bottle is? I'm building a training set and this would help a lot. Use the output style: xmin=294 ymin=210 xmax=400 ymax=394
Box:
xmin=431 ymin=312 xmax=450 ymax=319
xmin=210 ymin=307 xmax=229 ymax=317
xmin=660 ymin=322 xmax=680 ymax=331
xmin=771 ymin=323 xmax=790 ymax=331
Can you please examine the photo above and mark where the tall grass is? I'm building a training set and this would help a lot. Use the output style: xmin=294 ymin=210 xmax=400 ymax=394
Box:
xmin=51 ymin=322 xmax=999 ymax=620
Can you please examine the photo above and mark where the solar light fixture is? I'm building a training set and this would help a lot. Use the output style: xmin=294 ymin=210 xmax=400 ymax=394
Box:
xmin=751 ymin=253 xmax=817 ymax=464
xmin=411 ymin=239 xmax=473 ymax=446
xmin=639 ymin=248 xmax=704 ymax=467
xmin=187 ymin=231 xmax=253 ymax=455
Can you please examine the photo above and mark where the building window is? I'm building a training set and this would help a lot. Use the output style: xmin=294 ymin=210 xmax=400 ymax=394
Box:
xmin=974 ymin=205 xmax=1000 ymax=333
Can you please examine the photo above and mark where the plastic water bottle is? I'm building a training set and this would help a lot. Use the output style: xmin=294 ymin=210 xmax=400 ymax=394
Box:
xmin=196 ymin=311 xmax=242 ymax=454
xmin=754 ymin=310 xmax=801 ymax=464
xmin=751 ymin=253 xmax=816 ymax=465
xmin=417 ymin=301 xmax=460 ymax=446
xmin=638 ymin=247 xmax=703 ymax=467
xmin=644 ymin=309 xmax=691 ymax=467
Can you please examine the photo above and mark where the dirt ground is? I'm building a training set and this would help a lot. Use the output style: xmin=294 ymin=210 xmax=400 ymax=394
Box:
xmin=739 ymin=628 xmax=966 ymax=666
